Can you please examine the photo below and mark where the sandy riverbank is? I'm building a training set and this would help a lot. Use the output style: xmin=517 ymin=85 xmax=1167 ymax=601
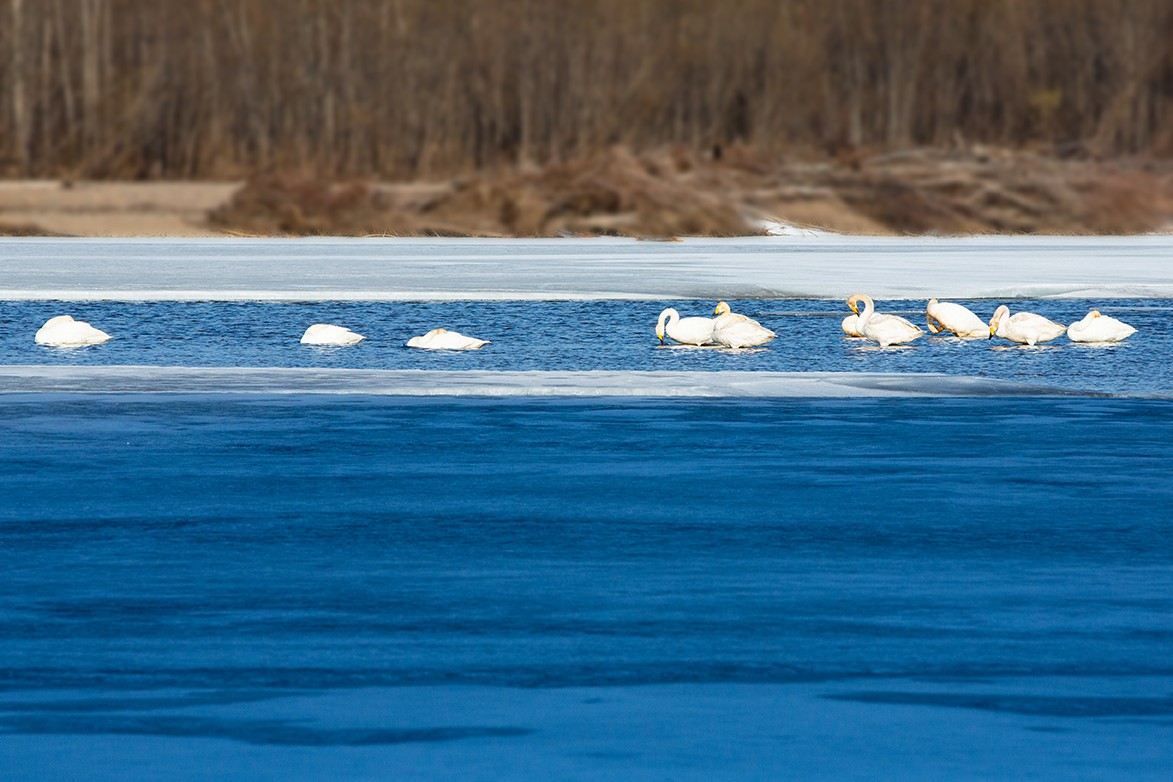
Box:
xmin=3 ymin=148 xmax=1172 ymax=238
xmin=0 ymin=181 xmax=239 ymax=237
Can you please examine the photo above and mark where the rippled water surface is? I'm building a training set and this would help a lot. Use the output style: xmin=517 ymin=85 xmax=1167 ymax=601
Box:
xmin=2 ymin=394 xmax=1172 ymax=779
xmin=3 ymin=236 xmax=1172 ymax=779
xmin=1 ymin=298 xmax=1169 ymax=394
xmin=4 ymin=395 xmax=1172 ymax=686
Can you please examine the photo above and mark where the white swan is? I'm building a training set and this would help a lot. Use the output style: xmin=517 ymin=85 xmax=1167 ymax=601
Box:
xmin=925 ymin=298 xmax=989 ymax=339
xmin=847 ymin=293 xmax=924 ymax=347
xmin=34 ymin=315 xmax=112 ymax=347
xmin=406 ymin=328 xmax=489 ymax=350
xmin=988 ymin=305 xmax=1066 ymax=345
xmin=300 ymin=323 xmax=365 ymax=346
xmin=655 ymin=308 xmax=715 ymax=346
xmin=1067 ymin=310 xmax=1137 ymax=343
xmin=842 ymin=313 xmax=864 ymax=337
xmin=847 ymin=295 xmax=896 ymax=336
xmin=712 ymin=301 xmax=776 ymax=348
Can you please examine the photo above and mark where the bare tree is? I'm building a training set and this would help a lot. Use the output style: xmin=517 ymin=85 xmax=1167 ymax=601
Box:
xmin=0 ymin=0 xmax=1170 ymax=179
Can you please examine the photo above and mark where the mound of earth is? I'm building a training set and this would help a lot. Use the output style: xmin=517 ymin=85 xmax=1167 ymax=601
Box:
xmin=4 ymin=148 xmax=1167 ymax=238
xmin=208 ymin=147 xmax=758 ymax=238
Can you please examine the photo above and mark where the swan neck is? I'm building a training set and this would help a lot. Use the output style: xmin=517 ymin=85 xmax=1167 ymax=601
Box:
xmin=990 ymin=306 xmax=1009 ymax=336
xmin=857 ymin=296 xmax=875 ymax=325
xmin=656 ymin=309 xmax=676 ymax=331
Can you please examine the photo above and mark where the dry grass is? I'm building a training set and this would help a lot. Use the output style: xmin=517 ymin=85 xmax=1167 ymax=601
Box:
xmin=4 ymin=147 xmax=1169 ymax=237
xmin=209 ymin=148 xmax=763 ymax=238
xmin=0 ymin=181 xmax=236 ymax=236
xmin=206 ymin=147 xmax=1173 ymax=238
xmin=207 ymin=177 xmax=391 ymax=236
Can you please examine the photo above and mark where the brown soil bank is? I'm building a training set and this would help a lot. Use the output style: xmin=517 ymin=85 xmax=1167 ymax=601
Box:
xmin=0 ymin=182 xmax=237 ymax=237
xmin=3 ymin=148 xmax=1171 ymax=238
xmin=209 ymin=147 xmax=1173 ymax=238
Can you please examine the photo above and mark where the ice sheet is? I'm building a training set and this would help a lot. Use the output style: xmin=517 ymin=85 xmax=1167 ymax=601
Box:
xmin=2 ymin=235 xmax=1172 ymax=301
xmin=0 ymin=365 xmax=1088 ymax=397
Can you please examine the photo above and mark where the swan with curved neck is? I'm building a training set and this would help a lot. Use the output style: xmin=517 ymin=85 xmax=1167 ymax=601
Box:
xmin=847 ymin=294 xmax=924 ymax=347
xmin=711 ymin=301 xmax=776 ymax=348
xmin=925 ymin=298 xmax=988 ymax=338
xmin=1067 ymin=310 xmax=1136 ymax=343
xmin=988 ymin=305 xmax=1065 ymax=345
xmin=655 ymin=308 xmax=715 ymax=346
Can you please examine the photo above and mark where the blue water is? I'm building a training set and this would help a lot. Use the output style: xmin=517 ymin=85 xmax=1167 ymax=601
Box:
xmin=2 ymin=395 xmax=1171 ymax=689
xmin=3 ymin=292 xmax=1173 ymax=777
xmin=1 ymin=299 xmax=1170 ymax=394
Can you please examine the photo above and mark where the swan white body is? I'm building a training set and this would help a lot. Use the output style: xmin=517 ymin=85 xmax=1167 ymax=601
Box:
xmin=300 ymin=323 xmax=365 ymax=346
xmin=988 ymin=305 xmax=1066 ymax=345
xmin=925 ymin=298 xmax=988 ymax=338
xmin=34 ymin=315 xmax=111 ymax=347
xmin=1067 ymin=310 xmax=1136 ymax=343
xmin=656 ymin=308 xmax=715 ymax=346
xmin=406 ymin=328 xmax=489 ymax=350
xmin=847 ymin=294 xmax=924 ymax=347
xmin=712 ymin=302 xmax=776 ymax=348
xmin=841 ymin=314 xmax=864 ymax=337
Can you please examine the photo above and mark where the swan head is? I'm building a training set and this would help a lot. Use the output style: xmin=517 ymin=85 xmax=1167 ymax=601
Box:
xmin=714 ymin=301 xmax=731 ymax=316
xmin=1089 ymin=310 xmax=1102 ymax=318
xmin=655 ymin=308 xmax=678 ymax=343
xmin=989 ymin=305 xmax=1010 ymax=336
xmin=846 ymin=293 xmax=871 ymax=315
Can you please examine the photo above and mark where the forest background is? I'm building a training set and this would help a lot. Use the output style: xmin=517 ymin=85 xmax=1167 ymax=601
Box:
xmin=2 ymin=0 xmax=1172 ymax=236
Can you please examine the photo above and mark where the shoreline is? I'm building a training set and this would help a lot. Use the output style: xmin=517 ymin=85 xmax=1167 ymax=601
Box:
xmin=0 ymin=180 xmax=239 ymax=237
xmin=3 ymin=148 xmax=1171 ymax=239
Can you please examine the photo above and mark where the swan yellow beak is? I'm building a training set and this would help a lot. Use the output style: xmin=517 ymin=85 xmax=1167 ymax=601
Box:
xmin=989 ymin=324 xmax=997 ymax=335
xmin=849 ymin=302 xmax=858 ymax=315
xmin=656 ymin=332 xmax=664 ymax=343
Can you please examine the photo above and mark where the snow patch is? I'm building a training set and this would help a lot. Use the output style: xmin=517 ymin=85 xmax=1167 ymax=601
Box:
xmin=2 ymin=235 xmax=1173 ymax=301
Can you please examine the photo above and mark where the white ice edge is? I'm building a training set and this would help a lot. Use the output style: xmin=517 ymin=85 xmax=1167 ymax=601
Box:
xmin=2 ymin=235 xmax=1173 ymax=301
xmin=0 ymin=366 xmax=1108 ymax=398
xmin=0 ymin=289 xmax=673 ymax=302
xmin=2 ymin=286 xmax=1170 ymax=302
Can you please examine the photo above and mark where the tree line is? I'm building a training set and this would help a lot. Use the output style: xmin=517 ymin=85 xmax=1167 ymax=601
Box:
xmin=2 ymin=0 xmax=1171 ymax=179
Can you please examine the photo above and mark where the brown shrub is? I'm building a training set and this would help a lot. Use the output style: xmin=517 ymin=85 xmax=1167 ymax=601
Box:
xmin=210 ymin=148 xmax=762 ymax=238
xmin=207 ymin=147 xmax=1173 ymax=237
xmin=1070 ymin=170 xmax=1163 ymax=235
xmin=208 ymin=175 xmax=392 ymax=235
xmin=0 ymin=222 xmax=67 ymax=237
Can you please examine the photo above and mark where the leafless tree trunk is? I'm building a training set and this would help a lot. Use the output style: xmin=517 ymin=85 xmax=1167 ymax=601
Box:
xmin=8 ymin=0 xmax=29 ymax=173
xmin=0 ymin=0 xmax=1170 ymax=179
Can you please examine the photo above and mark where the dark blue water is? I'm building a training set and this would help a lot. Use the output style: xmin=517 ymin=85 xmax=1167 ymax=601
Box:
xmin=4 ymin=294 xmax=1172 ymax=777
xmin=1 ymin=299 xmax=1169 ymax=394
xmin=2 ymin=395 xmax=1171 ymax=692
